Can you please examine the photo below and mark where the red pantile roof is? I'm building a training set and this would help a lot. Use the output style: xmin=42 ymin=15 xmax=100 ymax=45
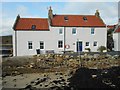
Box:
xmin=107 ymin=25 xmax=116 ymax=29
xmin=115 ymin=26 xmax=120 ymax=33
xmin=14 ymin=15 xmax=106 ymax=31
xmin=15 ymin=18 xmax=49 ymax=30
xmin=51 ymin=15 xmax=106 ymax=27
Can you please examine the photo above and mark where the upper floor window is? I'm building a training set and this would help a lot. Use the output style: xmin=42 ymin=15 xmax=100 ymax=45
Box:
xmin=64 ymin=16 xmax=68 ymax=21
xmin=28 ymin=41 xmax=33 ymax=49
xmin=58 ymin=40 xmax=63 ymax=48
xmin=86 ymin=42 xmax=89 ymax=46
xmin=72 ymin=28 xmax=76 ymax=34
xmin=31 ymin=25 xmax=36 ymax=30
xmin=93 ymin=41 xmax=97 ymax=46
xmin=40 ymin=41 xmax=44 ymax=49
xmin=59 ymin=29 xmax=63 ymax=34
xmin=83 ymin=16 xmax=87 ymax=21
xmin=91 ymin=28 xmax=95 ymax=34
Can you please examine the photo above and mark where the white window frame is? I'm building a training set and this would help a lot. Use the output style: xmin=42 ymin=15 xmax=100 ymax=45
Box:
xmin=86 ymin=42 xmax=90 ymax=46
xmin=28 ymin=41 xmax=33 ymax=50
xmin=40 ymin=41 xmax=44 ymax=49
xmin=91 ymin=28 xmax=95 ymax=35
xmin=58 ymin=40 xmax=63 ymax=48
xmin=72 ymin=28 xmax=76 ymax=35
xmin=59 ymin=28 xmax=63 ymax=34
xmin=93 ymin=41 xmax=97 ymax=46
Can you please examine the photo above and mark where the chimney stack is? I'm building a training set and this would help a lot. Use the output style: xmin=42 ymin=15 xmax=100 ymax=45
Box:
xmin=48 ymin=6 xmax=53 ymax=25
xmin=95 ymin=10 xmax=100 ymax=18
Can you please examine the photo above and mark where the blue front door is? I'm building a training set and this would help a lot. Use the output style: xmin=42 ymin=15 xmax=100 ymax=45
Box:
xmin=77 ymin=41 xmax=82 ymax=52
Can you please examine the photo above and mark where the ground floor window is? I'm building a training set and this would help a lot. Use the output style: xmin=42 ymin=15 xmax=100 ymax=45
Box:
xmin=93 ymin=41 xmax=97 ymax=46
xmin=86 ymin=42 xmax=89 ymax=46
xmin=40 ymin=41 xmax=44 ymax=49
xmin=28 ymin=41 xmax=33 ymax=49
xmin=58 ymin=40 xmax=63 ymax=48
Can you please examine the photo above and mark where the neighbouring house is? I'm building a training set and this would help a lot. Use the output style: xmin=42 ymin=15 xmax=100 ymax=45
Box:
xmin=113 ymin=22 xmax=120 ymax=51
xmin=107 ymin=25 xmax=116 ymax=51
xmin=107 ymin=25 xmax=116 ymax=30
xmin=13 ymin=7 xmax=107 ymax=56
xmin=0 ymin=35 xmax=13 ymax=57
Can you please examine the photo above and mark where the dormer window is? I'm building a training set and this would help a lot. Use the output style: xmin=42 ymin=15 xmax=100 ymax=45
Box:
xmin=31 ymin=25 xmax=36 ymax=30
xmin=83 ymin=16 xmax=87 ymax=21
xmin=64 ymin=16 xmax=68 ymax=21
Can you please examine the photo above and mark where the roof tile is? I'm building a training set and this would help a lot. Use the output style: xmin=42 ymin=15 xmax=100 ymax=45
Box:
xmin=15 ymin=18 xmax=49 ymax=30
xmin=51 ymin=15 xmax=106 ymax=27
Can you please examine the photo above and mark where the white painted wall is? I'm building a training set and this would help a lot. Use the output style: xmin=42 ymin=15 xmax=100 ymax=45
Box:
xmin=13 ymin=27 xmax=107 ymax=56
xmin=65 ymin=27 xmax=107 ymax=52
xmin=13 ymin=26 xmax=64 ymax=56
xmin=113 ymin=33 xmax=120 ymax=51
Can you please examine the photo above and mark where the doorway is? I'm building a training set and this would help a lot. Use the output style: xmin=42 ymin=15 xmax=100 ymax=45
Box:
xmin=76 ymin=41 xmax=82 ymax=52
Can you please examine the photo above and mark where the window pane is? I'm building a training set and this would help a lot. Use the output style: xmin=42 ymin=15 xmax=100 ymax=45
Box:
xmin=40 ymin=43 xmax=43 ymax=45
xmin=40 ymin=41 xmax=44 ymax=49
xmin=86 ymin=42 xmax=89 ymax=46
xmin=40 ymin=46 xmax=44 ymax=49
xmin=28 ymin=41 xmax=32 ymax=49
xmin=32 ymin=25 xmax=36 ymax=29
xmin=72 ymin=28 xmax=76 ymax=34
xmin=59 ymin=29 xmax=62 ymax=34
xmin=58 ymin=41 xmax=63 ymax=48
xmin=91 ymin=28 xmax=94 ymax=34
xmin=93 ymin=42 xmax=97 ymax=46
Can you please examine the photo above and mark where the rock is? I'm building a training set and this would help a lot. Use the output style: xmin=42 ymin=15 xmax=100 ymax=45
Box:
xmin=70 ymin=56 xmax=74 ymax=58
xmin=93 ymin=54 xmax=100 ymax=59
xmin=35 ymin=80 xmax=41 ymax=85
xmin=40 ymin=84 xmax=42 ymax=86
xmin=92 ymin=75 xmax=97 ymax=78
xmin=65 ymin=55 xmax=70 ymax=59
xmin=14 ymin=84 xmax=16 ymax=87
xmin=45 ymin=84 xmax=48 ymax=87
xmin=56 ymin=57 xmax=63 ymax=63
xmin=59 ymin=54 xmax=63 ymax=57
xmin=102 ymin=79 xmax=112 ymax=85
xmin=61 ymin=79 xmax=65 ymax=82
xmin=30 ymin=81 xmax=34 ymax=84
xmin=112 ymin=55 xmax=119 ymax=59
xmin=13 ymin=79 xmax=17 ymax=82
xmin=25 ymin=85 xmax=32 ymax=89
xmin=88 ymin=55 xmax=94 ymax=60
xmin=35 ymin=77 xmax=48 ymax=85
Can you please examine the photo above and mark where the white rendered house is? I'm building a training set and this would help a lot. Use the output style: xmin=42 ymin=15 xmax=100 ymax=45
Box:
xmin=13 ymin=7 xmax=107 ymax=56
xmin=113 ymin=23 xmax=120 ymax=51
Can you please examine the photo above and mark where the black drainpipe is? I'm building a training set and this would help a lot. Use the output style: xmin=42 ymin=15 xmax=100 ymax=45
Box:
xmin=15 ymin=31 xmax=17 ymax=56
xmin=64 ymin=26 xmax=66 ymax=54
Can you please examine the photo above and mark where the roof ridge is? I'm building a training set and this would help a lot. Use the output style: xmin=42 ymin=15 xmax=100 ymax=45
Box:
xmin=53 ymin=14 xmax=95 ymax=16
xmin=20 ymin=18 xmax=48 ymax=19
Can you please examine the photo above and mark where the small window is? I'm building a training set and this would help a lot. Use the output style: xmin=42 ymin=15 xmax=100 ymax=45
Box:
xmin=58 ymin=40 xmax=63 ymax=48
xmin=91 ymin=28 xmax=95 ymax=34
xmin=40 ymin=41 xmax=44 ymax=49
xmin=64 ymin=16 xmax=68 ymax=21
xmin=93 ymin=41 xmax=97 ymax=46
xmin=31 ymin=25 xmax=36 ymax=30
xmin=83 ymin=16 xmax=87 ymax=21
xmin=72 ymin=28 xmax=76 ymax=34
xmin=86 ymin=42 xmax=89 ymax=46
xmin=59 ymin=29 xmax=63 ymax=34
xmin=28 ymin=41 xmax=33 ymax=49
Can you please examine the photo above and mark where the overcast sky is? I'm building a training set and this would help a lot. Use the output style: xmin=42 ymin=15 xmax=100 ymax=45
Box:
xmin=0 ymin=1 xmax=119 ymax=36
